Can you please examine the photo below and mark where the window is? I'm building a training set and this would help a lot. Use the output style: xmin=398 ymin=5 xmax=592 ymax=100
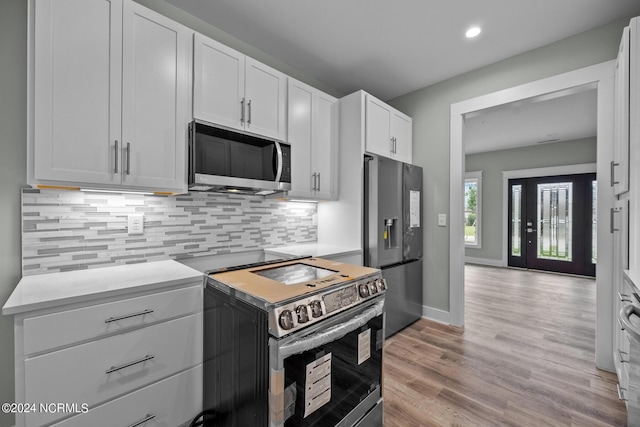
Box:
xmin=464 ymin=171 xmax=482 ymax=248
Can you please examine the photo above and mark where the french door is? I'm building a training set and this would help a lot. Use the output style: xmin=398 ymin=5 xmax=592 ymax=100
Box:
xmin=508 ymin=174 xmax=596 ymax=276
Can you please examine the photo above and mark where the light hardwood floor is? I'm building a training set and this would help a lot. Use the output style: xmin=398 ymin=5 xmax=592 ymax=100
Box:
xmin=383 ymin=264 xmax=627 ymax=426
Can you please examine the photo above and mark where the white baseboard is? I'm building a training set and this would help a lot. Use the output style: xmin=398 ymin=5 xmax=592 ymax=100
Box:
xmin=464 ymin=256 xmax=503 ymax=267
xmin=422 ymin=305 xmax=450 ymax=324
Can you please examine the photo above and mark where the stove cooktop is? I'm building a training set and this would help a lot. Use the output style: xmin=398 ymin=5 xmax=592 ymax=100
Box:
xmin=205 ymin=257 xmax=385 ymax=337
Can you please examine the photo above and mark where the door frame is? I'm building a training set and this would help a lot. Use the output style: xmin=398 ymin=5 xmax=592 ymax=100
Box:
xmin=502 ymin=163 xmax=597 ymax=267
xmin=449 ymin=61 xmax=615 ymax=371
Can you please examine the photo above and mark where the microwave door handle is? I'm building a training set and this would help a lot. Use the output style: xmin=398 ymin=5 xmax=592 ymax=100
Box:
xmin=278 ymin=300 xmax=384 ymax=359
xmin=188 ymin=122 xmax=196 ymax=184
xmin=274 ymin=141 xmax=283 ymax=182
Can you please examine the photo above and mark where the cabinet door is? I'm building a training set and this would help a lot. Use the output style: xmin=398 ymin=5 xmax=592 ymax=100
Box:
xmin=613 ymin=199 xmax=630 ymax=380
xmin=33 ymin=0 xmax=122 ymax=185
xmin=288 ymin=79 xmax=314 ymax=194
xmin=391 ymin=110 xmax=412 ymax=163
xmin=365 ymin=94 xmax=392 ymax=158
xmin=121 ymin=2 xmax=190 ymax=192
xmin=312 ymin=92 xmax=338 ymax=199
xmin=245 ymin=57 xmax=287 ymax=140
xmin=613 ymin=26 xmax=630 ymax=195
xmin=193 ymin=33 xmax=245 ymax=131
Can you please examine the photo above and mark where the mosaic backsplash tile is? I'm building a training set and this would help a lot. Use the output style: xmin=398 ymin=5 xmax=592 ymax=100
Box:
xmin=22 ymin=189 xmax=317 ymax=275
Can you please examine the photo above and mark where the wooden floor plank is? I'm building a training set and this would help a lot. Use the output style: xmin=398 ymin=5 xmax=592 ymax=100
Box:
xmin=383 ymin=264 xmax=627 ymax=426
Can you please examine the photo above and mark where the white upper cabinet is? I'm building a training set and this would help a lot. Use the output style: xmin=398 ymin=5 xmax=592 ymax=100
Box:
xmin=193 ymin=34 xmax=244 ymax=131
xmin=121 ymin=2 xmax=190 ymax=191
xmin=30 ymin=0 xmax=191 ymax=193
xmin=613 ymin=26 xmax=630 ymax=196
xmin=287 ymin=79 xmax=338 ymax=200
xmin=33 ymin=0 xmax=122 ymax=186
xmin=390 ymin=109 xmax=413 ymax=163
xmin=193 ymin=34 xmax=287 ymax=141
xmin=365 ymin=93 xmax=412 ymax=163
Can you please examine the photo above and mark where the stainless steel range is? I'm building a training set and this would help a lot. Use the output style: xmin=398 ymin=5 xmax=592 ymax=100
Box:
xmin=196 ymin=257 xmax=386 ymax=427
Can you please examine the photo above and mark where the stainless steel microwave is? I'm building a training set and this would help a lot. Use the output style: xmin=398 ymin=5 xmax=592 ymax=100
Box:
xmin=188 ymin=120 xmax=291 ymax=195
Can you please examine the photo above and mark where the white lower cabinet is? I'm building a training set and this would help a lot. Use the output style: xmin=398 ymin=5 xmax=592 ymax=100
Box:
xmin=24 ymin=313 xmax=201 ymax=426
xmin=50 ymin=365 xmax=202 ymax=427
xmin=11 ymin=278 xmax=203 ymax=427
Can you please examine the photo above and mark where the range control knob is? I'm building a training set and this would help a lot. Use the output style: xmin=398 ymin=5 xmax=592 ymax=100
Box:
xmin=369 ymin=281 xmax=379 ymax=294
xmin=358 ymin=283 xmax=371 ymax=298
xmin=296 ymin=305 xmax=309 ymax=323
xmin=309 ymin=300 xmax=323 ymax=318
xmin=376 ymin=278 xmax=386 ymax=292
xmin=279 ymin=310 xmax=294 ymax=330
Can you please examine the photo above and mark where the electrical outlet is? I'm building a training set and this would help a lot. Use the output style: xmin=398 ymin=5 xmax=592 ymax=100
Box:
xmin=128 ymin=214 xmax=144 ymax=235
xmin=438 ymin=214 xmax=447 ymax=227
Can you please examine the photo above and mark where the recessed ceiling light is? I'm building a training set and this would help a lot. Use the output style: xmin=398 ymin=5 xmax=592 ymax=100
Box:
xmin=466 ymin=26 xmax=482 ymax=38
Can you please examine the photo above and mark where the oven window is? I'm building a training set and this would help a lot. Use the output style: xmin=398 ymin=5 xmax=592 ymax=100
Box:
xmin=282 ymin=314 xmax=383 ymax=426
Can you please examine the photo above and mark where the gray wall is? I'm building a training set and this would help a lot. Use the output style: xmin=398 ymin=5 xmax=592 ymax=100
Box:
xmin=0 ymin=1 xmax=26 ymax=425
xmin=464 ymin=137 xmax=597 ymax=262
xmin=388 ymin=17 xmax=632 ymax=313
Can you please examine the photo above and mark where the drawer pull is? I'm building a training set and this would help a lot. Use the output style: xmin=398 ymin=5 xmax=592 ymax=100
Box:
xmin=617 ymin=383 xmax=628 ymax=401
xmin=128 ymin=413 xmax=156 ymax=427
xmin=105 ymin=309 xmax=154 ymax=323
xmin=619 ymin=292 xmax=632 ymax=303
xmin=620 ymin=350 xmax=629 ymax=363
xmin=106 ymin=355 xmax=154 ymax=374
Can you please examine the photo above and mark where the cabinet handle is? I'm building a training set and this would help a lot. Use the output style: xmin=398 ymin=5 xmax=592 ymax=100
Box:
xmin=248 ymin=100 xmax=252 ymax=124
xmin=311 ymin=173 xmax=317 ymax=191
xmin=394 ymin=137 xmax=397 ymax=154
xmin=105 ymin=309 xmax=154 ymax=323
xmin=617 ymin=383 xmax=628 ymax=401
xmin=126 ymin=143 xmax=131 ymax=175
xmin=390 ymin=137 xmax=394 ymax=154
xmin=317 ymin=173 xmax=321 ymax=191
xmin=610 ymin=160 xmax=620 ymax=186
xmin=128 ymin=413 xmax=156 ymax=427
xmin=106 ymin=354 xmax=154 ymax=374
xmin=610 ymin=208 xmax=619 ymax=233
xmin=240 ymin=98 xmax=245 ymax=124
xmin=114 ymin=140 xmax=119 ymax=173
xmin=620 ymin=350 xmax=629 ymax=364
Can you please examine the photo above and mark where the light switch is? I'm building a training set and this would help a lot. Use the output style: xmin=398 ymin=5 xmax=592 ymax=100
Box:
xmin=438 ymin=214 xmax=447 ymax=227
xmin=128 ymin=214 xmax=144 ymax=235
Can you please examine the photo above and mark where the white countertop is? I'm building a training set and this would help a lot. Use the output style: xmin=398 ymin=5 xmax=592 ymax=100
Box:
xmin=263 ymin=243 xmax=362 ymax=259
xmin=625 ymin=269 xmax=640 ymax=291
xmin=2 ymin=260 xmax=203 ymax=316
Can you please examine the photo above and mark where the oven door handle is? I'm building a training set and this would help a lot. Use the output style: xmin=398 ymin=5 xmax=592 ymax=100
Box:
xmin=278 ymin=300 xmax=384 ymax=359
xmin=620 ymin=304 xmax=640 ymax=343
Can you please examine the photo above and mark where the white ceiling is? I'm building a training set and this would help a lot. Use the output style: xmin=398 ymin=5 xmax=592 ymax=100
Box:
xmin=165 ymin=0 xmax=639 ymax=154
xmin=464 ymin=85 xmax=598 ymax=154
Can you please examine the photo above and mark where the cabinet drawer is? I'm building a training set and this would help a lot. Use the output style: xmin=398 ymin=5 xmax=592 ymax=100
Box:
xmin=24 ymin=313 xmax=202 ymax=427
xmin=50 ymin=365 xmax=202 ymax=427
xmin=23 ymin=284 xmax=202 ymax=354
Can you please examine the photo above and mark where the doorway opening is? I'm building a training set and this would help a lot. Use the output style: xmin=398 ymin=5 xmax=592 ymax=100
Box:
xmin=508 ymin=173 xmax=596 ymax=276
xmin=449 ymin=61 xmax=615 ymax=370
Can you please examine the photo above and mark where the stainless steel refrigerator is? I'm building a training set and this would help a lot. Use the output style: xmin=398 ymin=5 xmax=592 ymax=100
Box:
xmin=364 ymin=155 xmax=423 ymax=338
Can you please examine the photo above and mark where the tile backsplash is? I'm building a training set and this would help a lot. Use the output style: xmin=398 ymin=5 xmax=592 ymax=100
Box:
xmin=22 ymin=188 xmax=317 ymax=275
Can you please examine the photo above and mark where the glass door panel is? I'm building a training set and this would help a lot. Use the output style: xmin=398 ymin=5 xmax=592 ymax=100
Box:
xmin=511 ymin=184 xmax=522 ymax=257
xmin=537 ymin=182 xmax=572 ymax=261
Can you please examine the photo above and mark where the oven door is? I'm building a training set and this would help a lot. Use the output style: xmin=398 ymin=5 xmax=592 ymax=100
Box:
xmin=269 ymin=297 xmax=385 ymax=427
